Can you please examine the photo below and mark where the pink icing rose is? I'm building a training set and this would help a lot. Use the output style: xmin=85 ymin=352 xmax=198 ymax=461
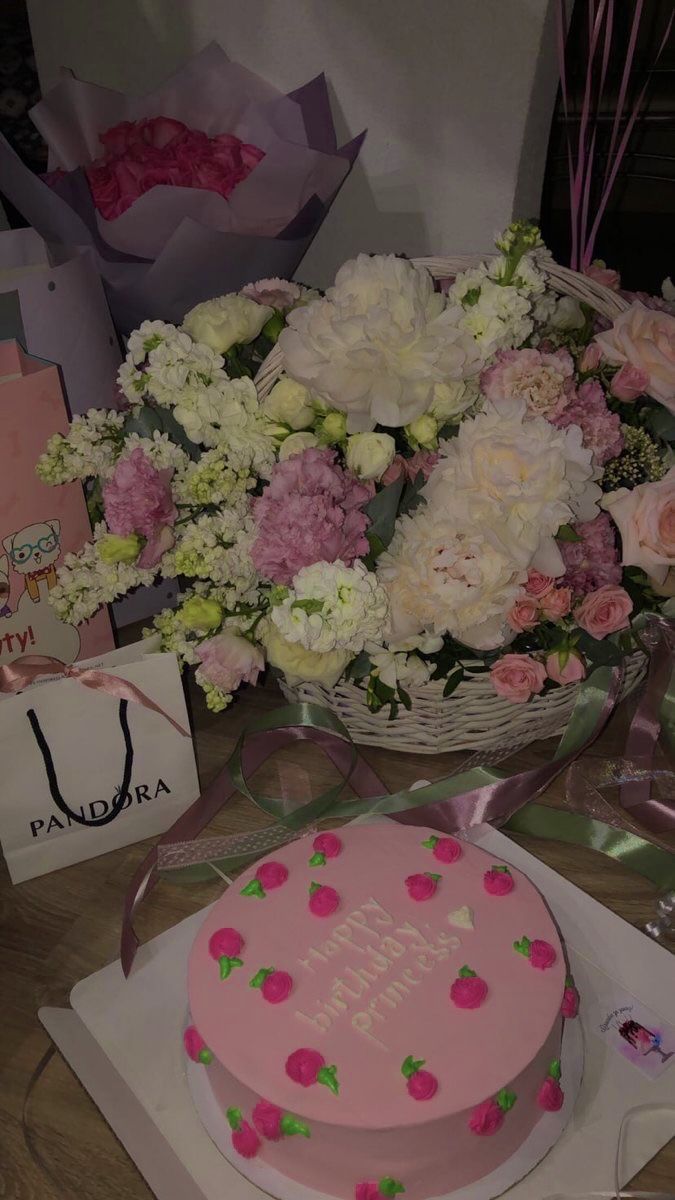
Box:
xmin=602 ymin=468 xmax=675 ymax=585
xmin=208 ymin=927 xmax=244 ymax=960
xmin=469 ymin=1098 xmax=504 ymax=1136
xmin=545 ymin=649 xmax=586 ymax=686
xmin=593 ymin=302 xmax=675 ymax=411
xmin=575 ymin=584 xmax=633 ymax=639
xmin=286 ymin=1048 xmax=325 ymax=1086
xmin=507 ymin=597 xmax=540 ymax=632
xmin=584 ymin=261 xmax=621 ymax=291
xmin=103 ymin=448 xmax=177 ymax=568
xmin=580 ymin=342 xmax=603 ymax=373
xmin=355 ymin=1185 xmax=381 ymax=1200
xmin=530 ymin=939 xmax=557 ymax=970
xmin=241 ymin=279 xmax=304 ymax=312
xmin=256 ymin=860 xmax=289 ymax=890
xmin=183 ymin=1026 xmax=212 ymax=1065
xmin=313 ymin=832 xmax=343 ymax=859
xmin=309 ymin=884 xmax=340 ymax=917
xmin=262 ymin=970 xmax=293 ymax=1004
xmin=432 ymin=837 xmax=462 ymax=864
xmin=610 ymin=363 xmax=649 ymax=401
xmin=490 ymin=654 xmax=547 ymax=704
xmin=525 ymin=570 xmax=555 ymax=599
xmin=481 ymin=347 xmax=576 ymax=420
xmin=483 ymin=867 xmax=514 ymax=896
xmin=232 ymin=1120 xmax=261 ymax=1159
xmin=540 ymin=587 xmax=572 ymax=621
xmin=538 ymin=1076 xmax=564 ymax=1111
xmin=252 ymin=1099 xmax=283 ymax=1141
xmin=450 ymin=969 xmax=488 ymax=1009
xmin=407 ymin=1069 xmax=438 ymax=1101
xmin=196 ymin=633 xmax=264 ymax=694
xmin=405 ymin=873 xmax=439 ymax=901
xmin=561 ymin=985 xmax=580 ymax=1019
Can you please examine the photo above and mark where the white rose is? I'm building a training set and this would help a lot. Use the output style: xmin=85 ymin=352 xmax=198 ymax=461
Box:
xmin=263 ymin=377 xmax=315 ymax=430
xmin=319 ymin=411 xmax=348 ymax=444
xmin=183 ymin=295 xmax=273 ymax=353
xmin=430 ymin=380 xmax=477 ymax=422
xmin=278 ymin=431 xmax=319 ymax=460
xmin=345 ymin=432 xmax=396 ymax=481
xmin=405 ymin=414 xmax=438 ymax=450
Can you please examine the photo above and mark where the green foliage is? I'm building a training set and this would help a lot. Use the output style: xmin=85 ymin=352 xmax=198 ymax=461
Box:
xmin=124 ymin=403 xmax=199 ymax=460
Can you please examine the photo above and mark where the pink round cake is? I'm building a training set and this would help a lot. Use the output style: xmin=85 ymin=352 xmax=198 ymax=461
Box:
xmin=185 ymin=823 xmax=579 ymax=1199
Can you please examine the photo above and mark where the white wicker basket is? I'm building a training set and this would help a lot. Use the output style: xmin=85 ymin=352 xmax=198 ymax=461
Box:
xmin=256 ymin=252 xmax=645 ymax=754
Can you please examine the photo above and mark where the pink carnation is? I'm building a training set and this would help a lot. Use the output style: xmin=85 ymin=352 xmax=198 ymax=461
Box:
xmin=481 ymin=347 xmax=576 ymax=420
xmin=553 ymin=379 xmax=623 ymax=466
xmin=560 ymin=513 xmax=622 ymax=594
xmin=196 ymin=633 xmax=264 ymax=693
xmin=381 ymin=450 xmax=440 ymax=485
xmin=103 ymin=448 xmax=177 ymax=568
xmin=469 ymin=1098 xmax=504 ymax=1135
xmin=251 ymin=448 xmax=373 ymax=584
xmin=490 ymin=654 xmax=547 ymax=704
xmin=241 ymin=278 xmax=303 ymax=312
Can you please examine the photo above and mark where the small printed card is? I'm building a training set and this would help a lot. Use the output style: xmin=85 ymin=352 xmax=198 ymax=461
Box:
xmin=587 ymin=984 xmax=675 ymax=1079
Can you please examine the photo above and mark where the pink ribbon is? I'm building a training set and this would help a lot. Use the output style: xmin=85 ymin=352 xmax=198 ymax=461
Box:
xmin=0 ymin=654 xmax=190 ymax=739
xmin=620 ymin=619 xmax=675 ymax=834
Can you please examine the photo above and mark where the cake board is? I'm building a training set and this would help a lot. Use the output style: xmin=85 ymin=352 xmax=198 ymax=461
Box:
xmin=38 ymin=824 xmax=675 ymax=1200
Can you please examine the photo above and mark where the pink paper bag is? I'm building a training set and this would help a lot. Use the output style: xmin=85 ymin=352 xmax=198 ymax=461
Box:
xmin=0 ymin=340 xmax=115 ymax=665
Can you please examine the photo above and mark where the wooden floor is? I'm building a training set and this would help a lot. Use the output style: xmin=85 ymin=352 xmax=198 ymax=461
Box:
xmin=1 ymin=673 xmax=673 ymax=1198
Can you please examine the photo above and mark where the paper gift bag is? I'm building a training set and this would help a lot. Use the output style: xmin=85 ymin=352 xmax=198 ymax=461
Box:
xmin=0 ymin=228 xmax=121 ymax=415
xmin=0 ymin=642 xmax=200 ymax=883
xmin=0 ymin=339 xmax=115 ymax=666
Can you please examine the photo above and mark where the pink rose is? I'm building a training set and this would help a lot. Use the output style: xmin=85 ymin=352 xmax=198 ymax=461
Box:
xmin=610 ymin=363 xmax=649 ymax=402
xmin=103 ymin=448 xmax=176 ymax=568
xmin=580 ymin=342 xmax=603 ymax=373
xmin=256 ymin=861 xmax=289 ymax=890
xmin=183 ymin=1025 xmax=212 ymax=1065
xmin=262 ymin=970 xmax=293 ymax=1004
xmin=584 ymin=262 xmax=621 ymax=291
xmin=483 ymin=867 xmax=514 ymax=896
xmin=602 ymin=468 xmax=675 ymax=585
xmin=381 ymin=450 xmax=439 ymax=486
xmin=525 ymin=570 xmax=555 ymax=599
xmin=196 ymin=633 xmax=264 ymax=694
xmin=232 ymin=1120 xmax=261 ymax=1159
xmin=545 ymin=649 xmax=586 ymax=686
xmin=432 ymin=836 xmax=462 ymax=864
xmin=469 ymin=1098 xmax=504 ymax=1136
xmin=530 ymin=939 xmax=557 ymax=970
xmin=575 ymin=584 xmax=633 ymax=639
xmin=286 ymin=1048 xmax=325 ymax=1086
xmin=407 ymin=1068 xmax=438 ymax=1101
xmin=405 ymin=873 xmax=439 ymax=901
xmin=208 ymin=927 xmax=244 ymax=960
xmin=490 ymin=654 xmax=547 ymax=704
xmin=540 ymin=587 xmax=572 ymax=620
xmin=309 ymin=884 xmax=340 ymax=917
xmin=252 ymin=1099 xmax=283 ymax=1141
xmin=561 ymin=985 xmax=580 ymax=1019
xmin=594 ymin=302 xmax=675 ymax=411
xmin=450 ymin=968 xmax=488 ymax=1009
xmin=313 ymin=832 xmax=343 ymax=859
xmin=507 ymin=597 xmax=540 ymax=632
xmin=537 ymin=1076 xmax=564 ymax=1112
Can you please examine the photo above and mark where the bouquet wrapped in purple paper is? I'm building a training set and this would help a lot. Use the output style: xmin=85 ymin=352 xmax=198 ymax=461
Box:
xmin=0 ymin=44 xmax=364 ymax=333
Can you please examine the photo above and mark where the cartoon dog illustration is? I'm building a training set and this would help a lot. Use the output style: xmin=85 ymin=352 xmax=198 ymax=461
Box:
xmin=0 ymin=554 xmax=11 ymax=617
xmin=3 ymin=520 xmax=61 ymax=603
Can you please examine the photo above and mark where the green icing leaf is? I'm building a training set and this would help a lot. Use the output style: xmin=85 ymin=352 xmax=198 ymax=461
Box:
xmin=492 ymin=865 xmax=511 ymax=874
xmin=280 ymin=1113 xmax=311 ymax=1138
xmin=309 ymin=851 xmax=326 ymax=867
xmin=317 ymin=1064 xmax=339 ymax=1095
xmin=226 ymin=1106 xmax=242 ymax=1130
xmin=249 ymin=967 xmax=274 ymax=989
xmin=496 ymin=1088 xmax=517 ymax=1112
xmin=219 ymin=955 xmax=243 ymax=981
xmin=198 ymin=1046 xmax=214 ymax=1066
xmin=426 ymin=872 xmax=441 ymax=882
xmin=513 ymin=936 xmax=531 ymax=957
xmin=241 ymin=879 xmax=266 ymax=898
xmin=309 ymin=881 xmax=322 ymax=895
xmin=401 ymin=1055 xmax=424 ymax=1079
xmin=549 ymin=1059 xmax=561 ymax=1081
xmin=458 ymin=965 xmax=477 ymax=979
xmin=421 ymin=836 xmax=438 ymax=849
xmin=379 ymin=1178 xmax=406 ymax=1196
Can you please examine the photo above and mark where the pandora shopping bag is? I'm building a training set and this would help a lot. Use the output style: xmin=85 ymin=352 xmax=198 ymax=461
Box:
xmin=0 ymin=642 xmax=199 ymax=883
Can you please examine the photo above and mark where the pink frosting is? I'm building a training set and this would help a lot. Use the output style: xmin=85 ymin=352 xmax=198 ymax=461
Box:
xmin=530 ymin=940 xmax=557 ymax=970
xmin=407 ymin=1068 xmax=439 ymax=1101
xmin=537 ymin=1076 xmax=564 ymax=1111
xmin=208 ymin=927 xmax=244 ymax=960
xmin=450 ymin=974 xmax=488 ymax=1010
xmin=256 ymin=861 xmax=289 ymax=890
xmin=433 ymin=837 xmax=462 ymax=864
xmin=561 ymin=985 xmax=580 ymax=1018
xmin=313 ymin=832 xmax=343 ymax=859
xmin=232 ymin=1119 xmax=261 ymax=1158
xmin=483 ymin=868 xmax=514 ymax=896
xmin=183 ymin=1025 xmax=211 ymax=1064
xmin=262 ymin=970 xmax=293 ymax=1004
xmin=309 ymin=884 xmax=340 ymax=917
xmin=252 ymin=1099 xmax=283 ymax=1141
xmin=468 ymin=1098 xmax=504 ymax=1136
xmin=405 ymin=873 xmax=439 ymax=901
xmin=286 ymin=1047 xmax=325 ymax=1086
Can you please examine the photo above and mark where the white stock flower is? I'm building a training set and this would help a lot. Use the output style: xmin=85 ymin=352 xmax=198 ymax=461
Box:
xmin=279 ymin=254 xmax=481 ymax=432
xmin=262 ymin=377 xmax=315 ymax=429
xmin=49 ymin=524 xmax=156 ymax=625
xmin=183 ymin=294 xmax=273 ymax=353
xmin=36 ymin=409 xmax=125 ymax=484
xmin=345 ymin=432 xmax=396 ymax=480
xmin=271 ymin=560 xmax=390 ymax=654
xmin=167 ymin=509 xmax=259 ymax=607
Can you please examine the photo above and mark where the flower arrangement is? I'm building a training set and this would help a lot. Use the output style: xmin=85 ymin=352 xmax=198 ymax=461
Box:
xmin=37 ymin=223 xmax=675 ymax=720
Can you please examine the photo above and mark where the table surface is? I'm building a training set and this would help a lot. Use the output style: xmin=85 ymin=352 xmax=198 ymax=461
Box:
xmin=1 ymin=670 xmax=673 ymax=1200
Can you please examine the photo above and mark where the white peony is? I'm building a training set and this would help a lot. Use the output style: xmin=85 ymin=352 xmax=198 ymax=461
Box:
xmin=271 ymin=560 xmax=390 ymax=654
xmin=430 ymin=379 xmax=479 ymax=423
xmin=423 ymin=399 xmax=600 ymax=575
xmin=345 ymin=432 xmax=396 ymax=480
xmin=278 ymin=254 xmax=481 ymax=432
xmin=263 ymin=377 xmax=315 ymax=430
xmin=182 ymin=294 xmax=273 ymax=353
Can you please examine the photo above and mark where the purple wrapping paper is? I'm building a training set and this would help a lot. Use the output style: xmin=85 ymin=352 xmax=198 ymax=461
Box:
xmin=0 ymin=44 xmax=364 ymax=333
